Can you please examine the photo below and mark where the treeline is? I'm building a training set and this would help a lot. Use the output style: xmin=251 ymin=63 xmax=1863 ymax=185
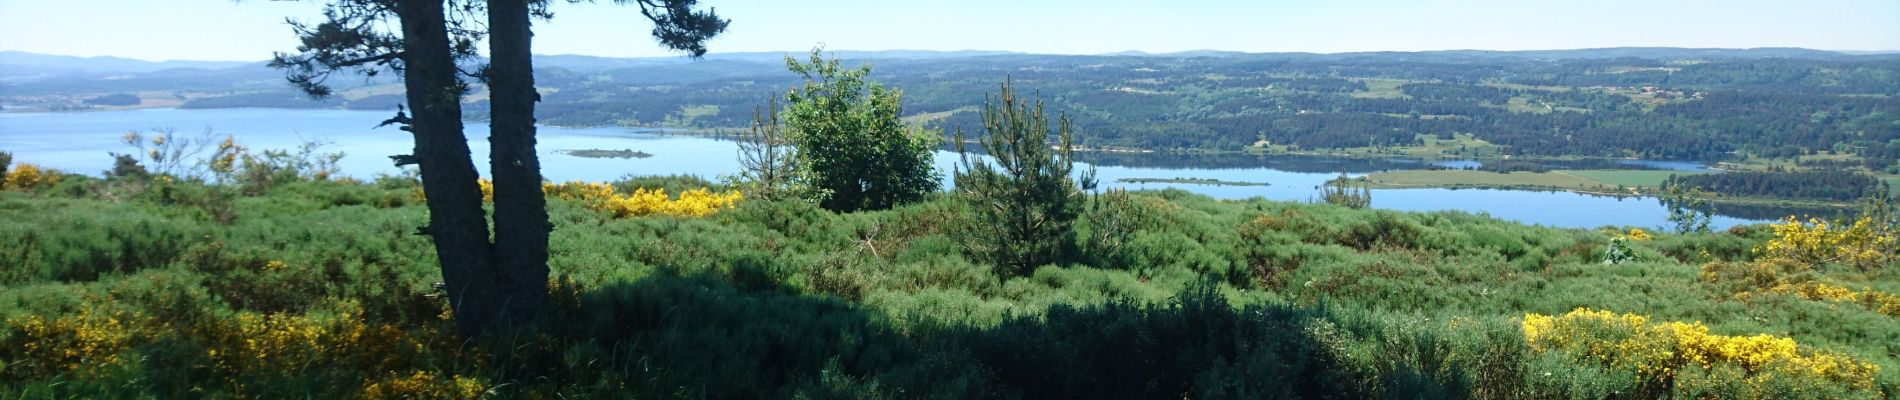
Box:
xmin=1664 ymin=170 xmax=1888 ymax=202
xmin=71 ymin=52 xmax=1900 ymax=168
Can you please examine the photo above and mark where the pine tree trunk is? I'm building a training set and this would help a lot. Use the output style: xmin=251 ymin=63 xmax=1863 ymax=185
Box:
xmin=395 ymin=0 xmax=501 ymax=337
xmin=485 ymin=0 xmax=552 ymax=328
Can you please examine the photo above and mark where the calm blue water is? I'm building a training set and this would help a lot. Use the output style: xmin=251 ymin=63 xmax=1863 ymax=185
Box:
xmin=0 ymin=108 xmax=1773 ymax=229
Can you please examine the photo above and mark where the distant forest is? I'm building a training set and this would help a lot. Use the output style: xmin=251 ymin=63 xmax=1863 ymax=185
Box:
xmin=1664 ymin=170 xmax=1889 ymax=202
xmin=6 ymin=49 xmax=1900 ymax=168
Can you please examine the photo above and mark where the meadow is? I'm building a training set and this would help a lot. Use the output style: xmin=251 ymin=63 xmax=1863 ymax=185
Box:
xmin=0 ymin=160 xmax=1895 ymax=399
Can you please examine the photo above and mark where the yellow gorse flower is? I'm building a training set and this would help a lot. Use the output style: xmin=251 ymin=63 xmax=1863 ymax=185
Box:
xmin=423 ymin=179 xmax=743 ymax=218
xmin=1735 ymin=281 xmax=1900 ymax=318
xmin=361 ymin=370 xmax=487 ymax=400
xmin=2 ymin=163 xmax=62 ymax=191
xmin=1758 ymin=216 xmax=1894 ymax=271
xmin=1522 ymin=308 xmax=1880 ymax=391
xmin=0 ymin=308 xmax=134 ymax=380
xmin=541 ymin=180 xmax=742 ymax=218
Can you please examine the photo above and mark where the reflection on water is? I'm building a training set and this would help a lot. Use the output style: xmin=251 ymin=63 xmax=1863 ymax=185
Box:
xmin=0 ymin=108 xmax=1817 ymax=229
xmin=1668 ymin=199 xmax=1851 ymax=222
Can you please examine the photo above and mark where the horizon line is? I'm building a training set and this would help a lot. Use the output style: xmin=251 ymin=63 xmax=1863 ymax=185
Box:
xmin=6 ymin=46 xmax=1900 ymax=64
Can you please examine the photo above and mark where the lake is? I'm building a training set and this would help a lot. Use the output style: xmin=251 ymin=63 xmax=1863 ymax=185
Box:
xmin=1 ymin=108 xmax=1788 ymax=229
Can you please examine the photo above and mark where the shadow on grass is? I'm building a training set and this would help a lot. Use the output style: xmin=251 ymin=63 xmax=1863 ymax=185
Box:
xmin=488 ymin=269 xmax=1468 ymax=399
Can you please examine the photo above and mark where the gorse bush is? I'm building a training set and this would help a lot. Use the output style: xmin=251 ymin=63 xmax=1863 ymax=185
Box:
xmin=1758 ymin=216 xmax=1895 ymax=271
xmin=1 ymin=163 xmax=61 ymax=191
xmin=463 ymin=178 xmax=745 ymax=218
xmin=1522 ymin=308 xmax=1881 ymax=397
xmin=543 ymin=180 xmax=743 ymax=218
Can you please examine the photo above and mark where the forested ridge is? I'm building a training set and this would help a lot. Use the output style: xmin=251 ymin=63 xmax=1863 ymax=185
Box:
xmin=7 ymin=49 xmax=1899 ymax=168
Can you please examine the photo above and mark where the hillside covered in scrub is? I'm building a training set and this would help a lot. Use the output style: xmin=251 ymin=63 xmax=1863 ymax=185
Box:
xmin=0 ymin=160 xmax=1895 ymax=398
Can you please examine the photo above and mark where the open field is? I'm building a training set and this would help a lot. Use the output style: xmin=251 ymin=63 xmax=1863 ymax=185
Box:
xmin=1562 ymin=169 xmax=1708 ymax=188
xmin=1347 ymin=78 xmax=1413 ymax=99
xmin=1363 ymin=169 xmax=1625 ymax=193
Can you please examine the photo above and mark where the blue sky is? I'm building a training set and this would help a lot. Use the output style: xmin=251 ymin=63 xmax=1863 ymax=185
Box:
xmin=2 ymin=0 xmax=1896 ymax=61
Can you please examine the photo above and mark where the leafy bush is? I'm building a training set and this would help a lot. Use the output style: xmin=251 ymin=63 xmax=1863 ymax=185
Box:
xmin=782 ymin=48 xmax=939 ymax=212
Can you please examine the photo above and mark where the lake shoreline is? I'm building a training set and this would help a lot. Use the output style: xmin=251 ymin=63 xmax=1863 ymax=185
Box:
xmin=1 ymin=107 xmax=1805 ymax=229
xmin=1361 ymin=169 xmax=1868 ymax=210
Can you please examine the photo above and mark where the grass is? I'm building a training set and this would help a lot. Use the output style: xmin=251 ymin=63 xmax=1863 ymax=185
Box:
xmin=1563 ymin=169 xmax=1708 ymax=188
xmin=1348 ymin=78 xmax=1414 ymax=99
xmin=663 ymin=104 xmax=723 ymax=127
xmin=1363 ymin=169 xmax=1621 ymax=193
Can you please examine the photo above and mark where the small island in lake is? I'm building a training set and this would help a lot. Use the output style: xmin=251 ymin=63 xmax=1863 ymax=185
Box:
xmin=1117 ymin=177 xmax=1270 ymax=186
xmin=558 ymin=148 xmax=653 ymax=159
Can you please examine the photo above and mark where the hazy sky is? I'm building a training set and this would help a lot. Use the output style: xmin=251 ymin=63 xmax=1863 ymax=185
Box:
xmin=2 ymin=0 xmax=1896 ymax=61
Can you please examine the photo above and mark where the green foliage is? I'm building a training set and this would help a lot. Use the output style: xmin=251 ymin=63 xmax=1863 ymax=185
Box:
xmin=227 ymin=139 xmax=345 ymax=195
xmin=0 ymin=195 xmax=210 ymax=284
xmin=1321 ymin=174 xmax=1372 ymax=209
xmin=1665 ymin=170 xmax=1886 ymax=203
xmin=1662 ymin=184 xmax=1715 ymax=234
xmin=962 ymin=281 xmax=1372 ymax=399
xmin=3 ymin=168 xmax=1897 ymax=398
xmin=783 ymin=48 xmax=940 ymax=212
xmin=728 ymin=99 xmax=805 ymax=201
xmin=953 ymin=79 xmax=1096 ymax=276
xmin=0 ymin=150 xmax=12 ymax=188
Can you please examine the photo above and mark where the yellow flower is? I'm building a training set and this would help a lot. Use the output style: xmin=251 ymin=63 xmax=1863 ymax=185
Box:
xmin=3 ymin=163 xmax=62 ymax=190
xmin=1520 ymin=308 xmax=1879 ymax=390
xmin=1758 ymin=216 xmax=1894 ymax=271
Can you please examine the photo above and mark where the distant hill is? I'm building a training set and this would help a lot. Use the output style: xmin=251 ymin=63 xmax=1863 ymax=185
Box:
xmin=1418 ymin=47 xmax=1859 ymax=60
xmin=1 ymin=47 xmax=1877 ymax=79
xmin=0 ymin=51 xmax=254 ymax=74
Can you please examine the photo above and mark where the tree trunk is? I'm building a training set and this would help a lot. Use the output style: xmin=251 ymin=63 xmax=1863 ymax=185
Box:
xmin=485 ymin=0 xmax=552 ymax=328
xmin=395 ymin=0 xmax=501 ymax=337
